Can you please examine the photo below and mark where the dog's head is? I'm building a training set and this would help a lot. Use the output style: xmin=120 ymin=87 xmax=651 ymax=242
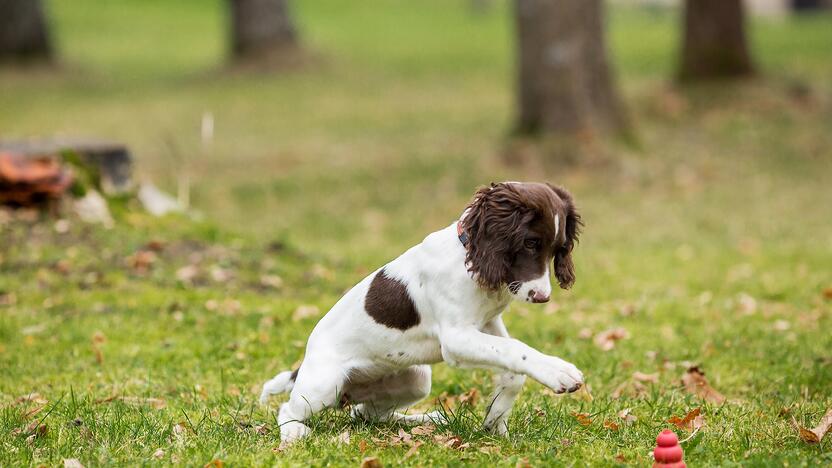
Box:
xmin=460 ymin=182 xmax=582 ymax=303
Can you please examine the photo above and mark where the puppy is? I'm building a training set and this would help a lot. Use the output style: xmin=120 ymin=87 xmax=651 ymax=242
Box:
xmin=261 ymin=182 xmax=584 ymax=442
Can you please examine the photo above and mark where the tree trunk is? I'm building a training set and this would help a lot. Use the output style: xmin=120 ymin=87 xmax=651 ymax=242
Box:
xmin=679 ymin=0 xmax=754 ymax=81
xmin=230 ymin=0 xmax=298 ymax=61
xmin=514 ymin=0 xmax=627 ymax=137
xmin=0 ymin=0 xmax=53 ymax=63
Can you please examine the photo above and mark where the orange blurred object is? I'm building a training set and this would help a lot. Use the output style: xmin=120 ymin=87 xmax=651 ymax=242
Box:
xmin=0 ymin=152 xmax=73 ymax=207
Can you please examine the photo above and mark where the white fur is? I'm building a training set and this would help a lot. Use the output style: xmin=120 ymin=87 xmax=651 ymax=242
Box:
xmin=554 ymin=213 xmax=560 ymax=236
xmin=262 ymin=221 xmax=583 ymax=442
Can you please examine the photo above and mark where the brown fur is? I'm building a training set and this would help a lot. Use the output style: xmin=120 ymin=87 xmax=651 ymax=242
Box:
xmin=364 ymin=268 xmax=421 ymax=330
xmin=460 ymin=182 xmax=582 ymax=292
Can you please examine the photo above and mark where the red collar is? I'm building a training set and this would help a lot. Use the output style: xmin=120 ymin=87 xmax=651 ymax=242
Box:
xmin=457 ymin=221 xmax=469 ymax=246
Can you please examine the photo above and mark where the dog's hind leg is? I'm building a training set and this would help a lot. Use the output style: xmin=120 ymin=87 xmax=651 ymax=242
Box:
xmin=348 ymin=365 xmax=445 ymax=425
xmin=278 ymin=359 xmax=347 ymax=443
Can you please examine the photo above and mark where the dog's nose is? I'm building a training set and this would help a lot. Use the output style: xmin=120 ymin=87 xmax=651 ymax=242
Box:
xmin=530 ymin=291 xmax=550 ymax=303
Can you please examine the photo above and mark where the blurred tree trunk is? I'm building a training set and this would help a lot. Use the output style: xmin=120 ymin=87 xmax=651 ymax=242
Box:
xmin=230 ymin=0 xmax=298 ymax=61
xmin=0 ymin=0 xmax=53 ymax=63
xmin=679 ymin=0 xmax=754 ymax=81
xmin=513 ymin=0 xmax=627 ymax=138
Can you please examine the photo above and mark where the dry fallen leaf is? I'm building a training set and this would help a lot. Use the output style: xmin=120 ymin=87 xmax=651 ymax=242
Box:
xmin=632 ymin=371 xmax=659 ymax=384
xmin=611 ymin=379 xmax=648 ymax=400
xmin=668 ymin=408 xmax=704 ymax=431
xmin=516 ymin=457 xmax=532 ymax=468
xmin=618 ymin=408 xmax=637 ymax=425
xmin=794 ymin=409 xmax=832 ymax=444
xmin=603 ymin=420 xmax=620 ymax=431
xmin=404 ymin=440 xmax=423 ymax=458
xmin=360 ymin=456 xmax=382 ymax=468
xmin=63 ymin=459 xmax=84 ymax=468
xmin=260 ymin=274 xmax=283 ymax=289
xmin=594 ymin=328 xmax=629 ymax=351
xmin=572 ymin=412 xmax=592 ymax=426
xmin=358 ymin=439 xmax=368 ymax=453
xmin=822 ymin=287 xmax=832 ymax=301
xmin=410 ymin=424 xmax=435 ymax=436
xmin=152 ymin=449 xmax=165 ymax=460
xmin=458 ymin=388 xmax=480 ymax=406
xmin=332 ymin=430 xmax=350 ymax=445
xmin=433 ymin=433 xmax=467 ymax=449
xmin=176 ymin=265 xmax=200 ymax=283
xmin=478 ymin=443 xmax=501 ymax=455
xmin=682 ymin=366 xmax=726 ymax=404
xmin=203 ymin=460 xmax=224 ymax=468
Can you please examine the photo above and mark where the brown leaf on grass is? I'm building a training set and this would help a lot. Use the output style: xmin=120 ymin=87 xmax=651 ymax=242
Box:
xmin=618 ymin=408 xmax=637 ymax=425
xmin=594 ymin=328 xmax=629 ymax=351
xmin=458 ymin=388 xmax=480 ymax=406
xmin=668 ymin=408 xmax=704 ymax=431
xmin=13 ymin=420 xmax=47 ymax=438
xmin=22 ymin=402 xmax=47 ymax=419
xmin=92 ymin=331 xmax=106 ymax=365
xmin=478 ymin=443 xmax=501 ymax=455
xmin=433 ymin=433 xmax=467 ymax=450
xmin=793 ymin=409 xmax=832 ymax=444
xmin=410 ymin=424 xmax=435 ymax=436
xmin=822 ymin=287 xmax=832 ymax=301
xmin=571 ymin=412 xmax=592 ymax=426
xmin=176 ymin=265 xmax=200 ymax=284
xmin=126 ymin=250 xmax=156 ymax=274
xmin=360 ymin=457 xmax=382 ymax=468
xmin=516 ymin=457 xmax=532 ymax=468
xmin=259 ymin=274 xmax=283 ymax=289
xmin=63 ymin=459 xmax=84 ymax=468
xmin=404 ymin=441 xmax=423 ymax=458
xmin=603 ymin=420 xmax=620 ymax=431
xmin=632 ymin=371 xmax=659 ymax=384
xmin=203 ymin=460 xmax=224 ymax=468
xmin=386 ymin=428 xmax=418 ymax=447
xmin=682 ymin=366 xmax=726 ymax=404
xmin=611 ymin=380 xmax=648 ymax=400
xmin=332 ymin=430 xmax=350 ymax=445
xmin=14 ymin=392 xmax=47 ymax=405
xmin=358 ymin=439 xmax=368 ymax=453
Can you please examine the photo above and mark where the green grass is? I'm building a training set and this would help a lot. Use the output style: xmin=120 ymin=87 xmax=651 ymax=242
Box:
xmin=2 ymin=0 xmax=832 ymax=465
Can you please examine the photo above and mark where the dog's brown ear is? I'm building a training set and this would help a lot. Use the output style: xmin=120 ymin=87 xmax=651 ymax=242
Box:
xmin=548 ymin=185 xmax=582 ymax=290
xmin=462 ymin=183 xmax=531 ymax=291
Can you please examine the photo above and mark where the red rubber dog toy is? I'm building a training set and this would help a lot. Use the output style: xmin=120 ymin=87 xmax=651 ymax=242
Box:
xmin=653 ymin=429 xmax=686 ymax=468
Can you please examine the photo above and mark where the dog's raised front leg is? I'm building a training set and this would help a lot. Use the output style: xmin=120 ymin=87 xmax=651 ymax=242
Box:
xmin=439 ymin=325 xmax=583 ymax=394
xmin=481 ymin=316 xmax=526 ymax=436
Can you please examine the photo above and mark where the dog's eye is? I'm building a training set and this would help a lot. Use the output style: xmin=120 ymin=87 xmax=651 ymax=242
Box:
xmin=524 ymin=239 xmax=540 ymax=250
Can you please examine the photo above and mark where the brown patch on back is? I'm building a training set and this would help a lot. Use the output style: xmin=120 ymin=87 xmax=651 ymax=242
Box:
xmin=364 ymin=268 xmax=420 ymax=330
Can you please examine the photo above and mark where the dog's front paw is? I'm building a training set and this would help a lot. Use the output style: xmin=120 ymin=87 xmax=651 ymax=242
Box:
xmin=537 ymin=358 xmax=583 ymax=394
xmin=280 ymin=420 xmax=311 ymax=443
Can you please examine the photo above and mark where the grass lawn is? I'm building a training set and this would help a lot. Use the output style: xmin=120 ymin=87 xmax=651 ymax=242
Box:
xmin=2 ymin=0 xmax=832 ymax=465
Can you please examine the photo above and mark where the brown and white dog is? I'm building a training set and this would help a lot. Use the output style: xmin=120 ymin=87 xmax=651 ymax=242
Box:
xmin=261 ymin=182 xmax=584 ymax=442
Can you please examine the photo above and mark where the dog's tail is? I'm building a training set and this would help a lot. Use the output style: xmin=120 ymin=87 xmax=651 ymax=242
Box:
xmin=259 ymin=369 xmax=298 ymax=405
